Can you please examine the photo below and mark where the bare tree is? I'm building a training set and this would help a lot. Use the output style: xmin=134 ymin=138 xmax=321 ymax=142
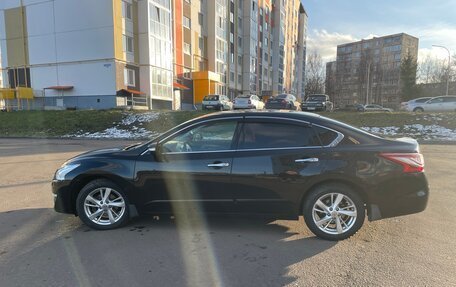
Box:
xmin=305 ymin=51 xmax=325 ymax=96
xmin=418 ymin=54 xmax=456 ymax=84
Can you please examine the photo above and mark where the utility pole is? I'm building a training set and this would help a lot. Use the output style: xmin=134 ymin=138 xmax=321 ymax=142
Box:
xmin=365 ymin=61 xmax=371 ymax=105
xmin=432 ymin=45 xmax=451 ymax=96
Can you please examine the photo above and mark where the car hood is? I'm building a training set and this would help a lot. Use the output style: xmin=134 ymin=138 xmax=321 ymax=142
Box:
xmin=64 ymin=143 xmax=145 ymax=164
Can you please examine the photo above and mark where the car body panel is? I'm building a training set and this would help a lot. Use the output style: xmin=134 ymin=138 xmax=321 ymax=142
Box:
xmin=53 ymin=111 xmax=429 ymax=224
xmin=233 ymin=95 xmax=264 ymax=109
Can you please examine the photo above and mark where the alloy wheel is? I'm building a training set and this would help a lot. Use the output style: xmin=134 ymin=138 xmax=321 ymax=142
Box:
xmin=83 ymin=187 xmax=126 ymax=226
xmin=311 ymin=192 xmax=357 ymax=235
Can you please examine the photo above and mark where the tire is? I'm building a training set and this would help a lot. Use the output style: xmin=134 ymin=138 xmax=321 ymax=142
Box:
xmin=76 ymin=179 xmax=130 ymax=230
xmin=303 ymin=183 xmax=365 ymax=241
xmin=219 ymin=105 xmax=224 ymax=111
xmin=413 ymin=107 xmax=424 ymax=113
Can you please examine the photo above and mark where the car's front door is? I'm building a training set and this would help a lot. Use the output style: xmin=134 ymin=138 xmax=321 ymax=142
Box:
xmin=134 ymin=119 xmax=241 ymax=214
xmin=230 ymin=118 xmax=329 ymax=216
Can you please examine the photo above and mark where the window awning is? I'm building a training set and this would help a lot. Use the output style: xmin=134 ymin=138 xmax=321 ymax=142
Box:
xmin=118 ymin=89 xmax=145 ymax=95
xmin=44 ymin=86 xmax=74 ymax=91
xmin=173 ymin=82 xmax=190 ymax=90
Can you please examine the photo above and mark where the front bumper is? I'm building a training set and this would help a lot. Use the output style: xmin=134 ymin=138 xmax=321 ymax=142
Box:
xmin=52 ymin=179 xmax=75 ymax=214
xmin=301 ymin=105 xmax=325 ymax=111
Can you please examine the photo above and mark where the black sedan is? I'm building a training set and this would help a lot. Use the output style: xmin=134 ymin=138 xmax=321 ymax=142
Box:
xmin=265 ymin=94 xmax=300 ymax=110
xmin=52 ymin=111 xmax=428 ymax=240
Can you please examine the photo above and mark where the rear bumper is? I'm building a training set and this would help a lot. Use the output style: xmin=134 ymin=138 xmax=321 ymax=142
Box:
xmin=265 ymin=104 xmax=290 ymax=110
xmin=202 ymin=104 xmax=222 ymax=110
xmin=302 ymin=106 xmax=325 ymax=111
xmin=52 ymin=179 xmax=75 ymax=214
xmin=367 ymin=173 xmax=429 ymax=221
xmin=233 ymin=105 xmax=255 ymax=109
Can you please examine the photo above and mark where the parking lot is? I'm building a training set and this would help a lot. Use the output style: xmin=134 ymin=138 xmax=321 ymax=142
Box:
xmin=0 ymin=138 xmax=455 ymax=286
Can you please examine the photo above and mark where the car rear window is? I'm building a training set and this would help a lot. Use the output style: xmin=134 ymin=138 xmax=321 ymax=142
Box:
xmin=312 ymin=126 xmax=339 ymax=146
xmin=238 ymin=122 xmax=320 ymax=149
xmin=204 ymin=95 xmax=219 ymax=101
xmin=276 ymin=94 xmax=288 ymax=99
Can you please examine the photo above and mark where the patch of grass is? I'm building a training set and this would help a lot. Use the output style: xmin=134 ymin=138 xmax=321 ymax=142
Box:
xmin=322 ymin=111 xmax=456 ymax=130
xmin=0 ymin=109 xmax=454 ymax=138
xmin=0 ymin=110 xmax=123 ymax=137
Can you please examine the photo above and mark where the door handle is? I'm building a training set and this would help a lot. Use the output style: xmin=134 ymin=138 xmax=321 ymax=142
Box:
xmin=207 ymin=162 xmax=230 ymax=168
xmin=295 ymin=158 xmax=319 ymax=163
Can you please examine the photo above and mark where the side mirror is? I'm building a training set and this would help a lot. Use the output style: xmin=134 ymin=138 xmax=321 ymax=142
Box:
xmin=151 ymin=144 xmax=163 ymax=162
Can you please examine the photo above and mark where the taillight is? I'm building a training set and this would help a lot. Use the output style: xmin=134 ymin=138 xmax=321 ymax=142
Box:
xmin=379 ymin=153 xmax=424 ymax=173
xmin=281 ymin=99 xmax=287 ymax=103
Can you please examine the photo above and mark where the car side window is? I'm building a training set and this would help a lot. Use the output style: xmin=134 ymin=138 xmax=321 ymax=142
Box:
xmin=313 ymin=126 xmax=339 ymax=146
xmin=429 ymin=98 xmax=443 ymax=104
xmin=161 ymin=121 xmax=238 ymax=153
xmin=443 ymin=97 xmax=456 ymax=102
xmin=238 ymin=122 xmax=319 ymax=149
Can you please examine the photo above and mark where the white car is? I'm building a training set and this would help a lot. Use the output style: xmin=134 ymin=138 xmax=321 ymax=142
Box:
xmin=402 ymin=97 xmax=432 ymax=111
xmin=233 ymin=95 xmax=264 ymax=109
xmin=411 ymin=96 xmax=456 ymax=112
xmin=202 ymin=95 xmax=233 ymax=111
xmin=362 ymin=104 xmax=393 ymax=112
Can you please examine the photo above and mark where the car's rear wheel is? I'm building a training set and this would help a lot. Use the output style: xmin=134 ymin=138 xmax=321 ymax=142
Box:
xmin=303 ymin=184 xmax=364 ymax=241
xmin=76 ymin=179 xmax=130 ymax=230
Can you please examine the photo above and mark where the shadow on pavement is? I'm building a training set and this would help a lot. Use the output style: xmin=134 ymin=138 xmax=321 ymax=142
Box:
xmin=0 ymin=208 xmax=336 ymax=287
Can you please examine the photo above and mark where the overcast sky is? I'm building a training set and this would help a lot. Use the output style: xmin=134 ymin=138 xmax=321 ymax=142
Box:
xmin=303 ymin=0 xmax=456 ymax=63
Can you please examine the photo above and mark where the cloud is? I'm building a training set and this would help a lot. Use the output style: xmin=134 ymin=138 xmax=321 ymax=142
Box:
xmin=307 ymin=29 xmax=358 ymax=62
xmin=307 ymin=30 xmax=384 ymax=62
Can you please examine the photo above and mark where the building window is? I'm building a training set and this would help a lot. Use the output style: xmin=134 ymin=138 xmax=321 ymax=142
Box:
xmin=199 ymin=37 xmax=204 ymax=54
xmin=183 ymin=68 xmax=191 ymax=79
xmin=183 ymin=16 xmax=191 ymax=29
xmin=124 ymin=68 xmax=135 ymax=86
xmin=198 ymin=13 xmax=203 ymax=26
xmin=123 ymin=35 xmax=134 ymax=53
xmin=122 ymin=1 xmax=132 ymax=20
xmin=184 ymin=42 xmax=191 ymax=55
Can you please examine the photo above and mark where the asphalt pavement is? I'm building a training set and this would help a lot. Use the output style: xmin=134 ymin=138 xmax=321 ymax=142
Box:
xmin=0 ymin=138 xmax=455 ymax=286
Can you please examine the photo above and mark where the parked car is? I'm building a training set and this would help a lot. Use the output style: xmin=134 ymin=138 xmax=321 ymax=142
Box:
xmin=362 ymin=104 xmax=393 ymax=112
xmin=410 ymin=96 xmax=456 ymax=112
xmin=52 ymin=111 xmax=429 ymax=241
xmin=233 ymin=95 xmax=264 ymax=109
xmin=334 ymin=104 xmax=364 ymax=112
xmin=401 ymin=97 xmax=432 ymax=111
xmin=301 ymin=94 xmax=333 ymax=111
xmin=265 ymin=94 xmax=300 ymax=110
xmin=202 ymin=94 xmax=233 ymax=111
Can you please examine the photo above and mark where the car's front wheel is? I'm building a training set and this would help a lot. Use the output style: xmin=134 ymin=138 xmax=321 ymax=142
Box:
xmin=303 ymin=184 xmax=364 ymax=241
xmin=76 ymin=179 xmax=130 ymax=230
xmin=413 ymin=107 xmax=424 ymax=113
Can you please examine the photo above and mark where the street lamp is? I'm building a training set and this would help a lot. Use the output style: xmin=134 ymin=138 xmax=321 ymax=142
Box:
xmin=432 ymin=45 xmax=451 ymax=96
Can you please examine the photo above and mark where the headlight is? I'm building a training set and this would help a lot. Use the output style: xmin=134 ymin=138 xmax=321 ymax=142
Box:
xmin=55 ymin=163 xmax=80 ymax=180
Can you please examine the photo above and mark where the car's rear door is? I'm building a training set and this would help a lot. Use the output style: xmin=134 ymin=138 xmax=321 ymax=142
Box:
xmin=135 ymin=118 xmax=241 ymax=214
xmin=230 ymin=117 xmax=329 ymax=216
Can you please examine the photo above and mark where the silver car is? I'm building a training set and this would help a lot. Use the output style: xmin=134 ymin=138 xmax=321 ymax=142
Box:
xmin=362 ymin=104 xmax=393 ymax=112
xmin=233 ymin=95 xmax=265 ymax=109
xmin=401 ymin=97 xmax=432 ymax=111
xmin=202 ymin=95 xmax=233 ymax=111
xmin=411 ymin=96 xmax=456 ymax=112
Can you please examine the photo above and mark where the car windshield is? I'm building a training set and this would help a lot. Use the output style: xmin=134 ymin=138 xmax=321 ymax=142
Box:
xmin=203 ymin=95 xmax=219 ymax=101
xmin=308 ymin=96 xmax=326 ymax=101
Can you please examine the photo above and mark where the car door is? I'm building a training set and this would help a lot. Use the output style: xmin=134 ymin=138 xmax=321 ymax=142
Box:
xmin=426 ymin=97 xmax=444 ymax=111
xmin=443 ymin=96 xmax=456 ymax=111
xmin=134 ymin=118 xmax=241 ymax=214
xmin=230 ymin=117 xmax=328 ymax=215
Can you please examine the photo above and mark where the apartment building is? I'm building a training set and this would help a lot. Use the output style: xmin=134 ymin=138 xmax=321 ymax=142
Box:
xmin=329 ymin=33 xmax=419 ymax=108
xmin=174 ymin=0 xmax=308 ymax=107
xmin=0 ymin=0 xmax=307 ymax=110
xmin=0 ymin=0 xmax=174 ymax=110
